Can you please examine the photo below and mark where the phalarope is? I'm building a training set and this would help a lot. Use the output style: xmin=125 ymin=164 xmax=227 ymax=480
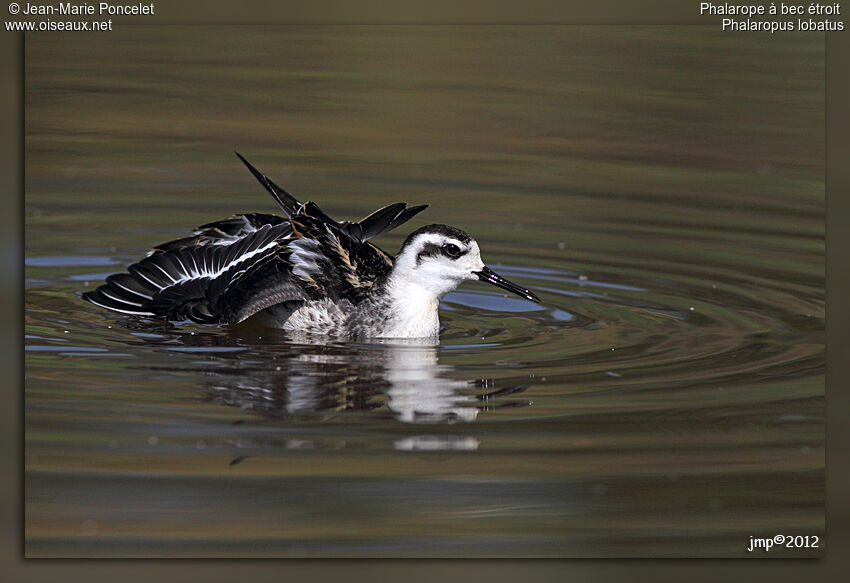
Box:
xmin=83 ymin=153 xmax=541 ymax=338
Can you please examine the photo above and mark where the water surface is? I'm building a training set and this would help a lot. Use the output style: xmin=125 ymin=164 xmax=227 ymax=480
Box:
xmin=25 ymin=27 xmax=824 ymax=557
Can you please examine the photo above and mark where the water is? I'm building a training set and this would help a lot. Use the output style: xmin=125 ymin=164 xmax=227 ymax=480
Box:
xmin=24 ymin=27 xmax=824 ymax=557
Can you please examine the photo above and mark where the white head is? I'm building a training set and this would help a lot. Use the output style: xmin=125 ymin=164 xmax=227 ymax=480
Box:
xmin=390 ymin=224 xmax=541 ymax=303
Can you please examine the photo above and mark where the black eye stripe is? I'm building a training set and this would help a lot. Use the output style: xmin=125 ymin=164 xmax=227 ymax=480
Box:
xmin=415 ymin=241 xmax=467 ymax=264
xmin=415 ymin=242 xmax=441 ymax=265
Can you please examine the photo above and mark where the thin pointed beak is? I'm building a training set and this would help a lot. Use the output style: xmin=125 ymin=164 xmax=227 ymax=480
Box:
xmin=475 ymin=266 xmax=541 ymax=304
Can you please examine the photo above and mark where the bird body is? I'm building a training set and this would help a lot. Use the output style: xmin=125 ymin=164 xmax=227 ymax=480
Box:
xmin=83 ymin=154 xmax=540 ymax=338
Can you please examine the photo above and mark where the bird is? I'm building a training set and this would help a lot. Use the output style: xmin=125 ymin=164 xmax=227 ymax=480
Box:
xmin=82 ymin=153 xmax=541 ymax=339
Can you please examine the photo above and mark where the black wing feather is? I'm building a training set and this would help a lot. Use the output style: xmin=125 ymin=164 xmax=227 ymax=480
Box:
xmin=352 ymin=203 xmax=407 ymax=241
xmin=84 ymin=223 xmax=304 ymax=324
xmin=354 ymin=202 xmax=428 ymax=241
xmin=83 ymin=155 xmax=431 ymax=326
xmin=383 ymin=204 xmax=428 ymax=236
xmin=286 ymin=214 xmax=394 ymax=303
xmin=151 ymin=213 xmax=287 ymax=253
xmin=235 ymin=151 xmax=302 ymax=216
xmin=235 ymin=153 xmax=427 ymax=243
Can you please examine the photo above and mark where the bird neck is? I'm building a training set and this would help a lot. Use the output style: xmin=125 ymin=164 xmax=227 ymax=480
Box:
xmin=369 ymin=273 xmax=443 ymax=338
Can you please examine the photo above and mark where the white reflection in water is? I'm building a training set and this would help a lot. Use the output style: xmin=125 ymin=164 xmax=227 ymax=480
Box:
xmin=382 ymin=342 xmax=478 ymax=424
xmin=393 ymin=435 xmax=480 ymax=451
xmin=199 ymin=334 xmax=527 ymax=426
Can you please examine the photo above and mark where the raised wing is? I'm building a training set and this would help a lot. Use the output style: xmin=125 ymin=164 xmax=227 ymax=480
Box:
xmin=83 ymin=223 xmax=305 ymax=324
xmin=83 ymin=154 xmax=431 ymax=326
xmin=150 ymin=213 xmax=287 ymax=254
xmin=235 ymin=151 xmax=302 ymax=216
xmin=341 ymin=202 xmax=429 ymax=242
xmin=236 ymin=152 xmax=428 ymax=243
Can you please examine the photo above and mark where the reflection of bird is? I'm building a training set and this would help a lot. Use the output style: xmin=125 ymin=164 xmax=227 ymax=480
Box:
xmin=83 ymin=153 xmax=540 ymax=338
xmin=194 ymin=339 xmax=530 ymax=425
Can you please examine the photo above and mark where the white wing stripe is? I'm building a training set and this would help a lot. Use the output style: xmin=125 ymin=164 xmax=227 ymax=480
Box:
xmin=174 ymin=255 xmax=188 ymax=278
xmin=86 ymin=295 xmax=155 ymax=316
xmin=132 ymin=268 xmax=160 ymax=288
xmin=151 ymin=262 xmax=177 ymax=283
xmin=101 ymin=288 xmax=144 ymax=307
xmin=170 ymin=240 xmax=278 ymax=285
xmin=109 ymin=279 xmax=153 ymax=300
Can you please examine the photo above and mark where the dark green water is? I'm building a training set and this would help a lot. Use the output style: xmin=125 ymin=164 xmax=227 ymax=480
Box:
xmin=24 ymin=27 xmax=824 ymax=557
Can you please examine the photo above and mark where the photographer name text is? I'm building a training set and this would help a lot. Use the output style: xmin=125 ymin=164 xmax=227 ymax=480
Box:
xmin=16 ymin=2 xmax=153 ymax=15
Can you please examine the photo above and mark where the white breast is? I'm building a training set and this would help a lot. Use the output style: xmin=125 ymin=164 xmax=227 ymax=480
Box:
xmin=378 ymin=284 xmax=442 ymax=338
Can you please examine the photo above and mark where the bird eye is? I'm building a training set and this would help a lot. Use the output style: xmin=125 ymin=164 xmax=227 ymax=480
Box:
xmin=443 ymin=243 xmax=461 ymax=258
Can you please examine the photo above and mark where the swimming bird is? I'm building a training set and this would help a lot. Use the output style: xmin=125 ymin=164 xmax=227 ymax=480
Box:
xmin=83 ymin=153 xmax=541 ymax=338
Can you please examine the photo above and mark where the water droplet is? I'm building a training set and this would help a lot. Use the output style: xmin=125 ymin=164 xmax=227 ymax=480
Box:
xmin=557 ymin=242 xmax=566 ymax=250
xmin=147 ymin=436 xmax=159 ymax=446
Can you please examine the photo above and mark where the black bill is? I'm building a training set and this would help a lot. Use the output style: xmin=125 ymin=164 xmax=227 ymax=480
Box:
xmin=475 ymin=266 xmax=541 ymax=304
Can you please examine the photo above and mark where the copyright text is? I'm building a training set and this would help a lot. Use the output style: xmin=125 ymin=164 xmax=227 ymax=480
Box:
xmin=10 ymin=3 xmax=153 ymax=15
